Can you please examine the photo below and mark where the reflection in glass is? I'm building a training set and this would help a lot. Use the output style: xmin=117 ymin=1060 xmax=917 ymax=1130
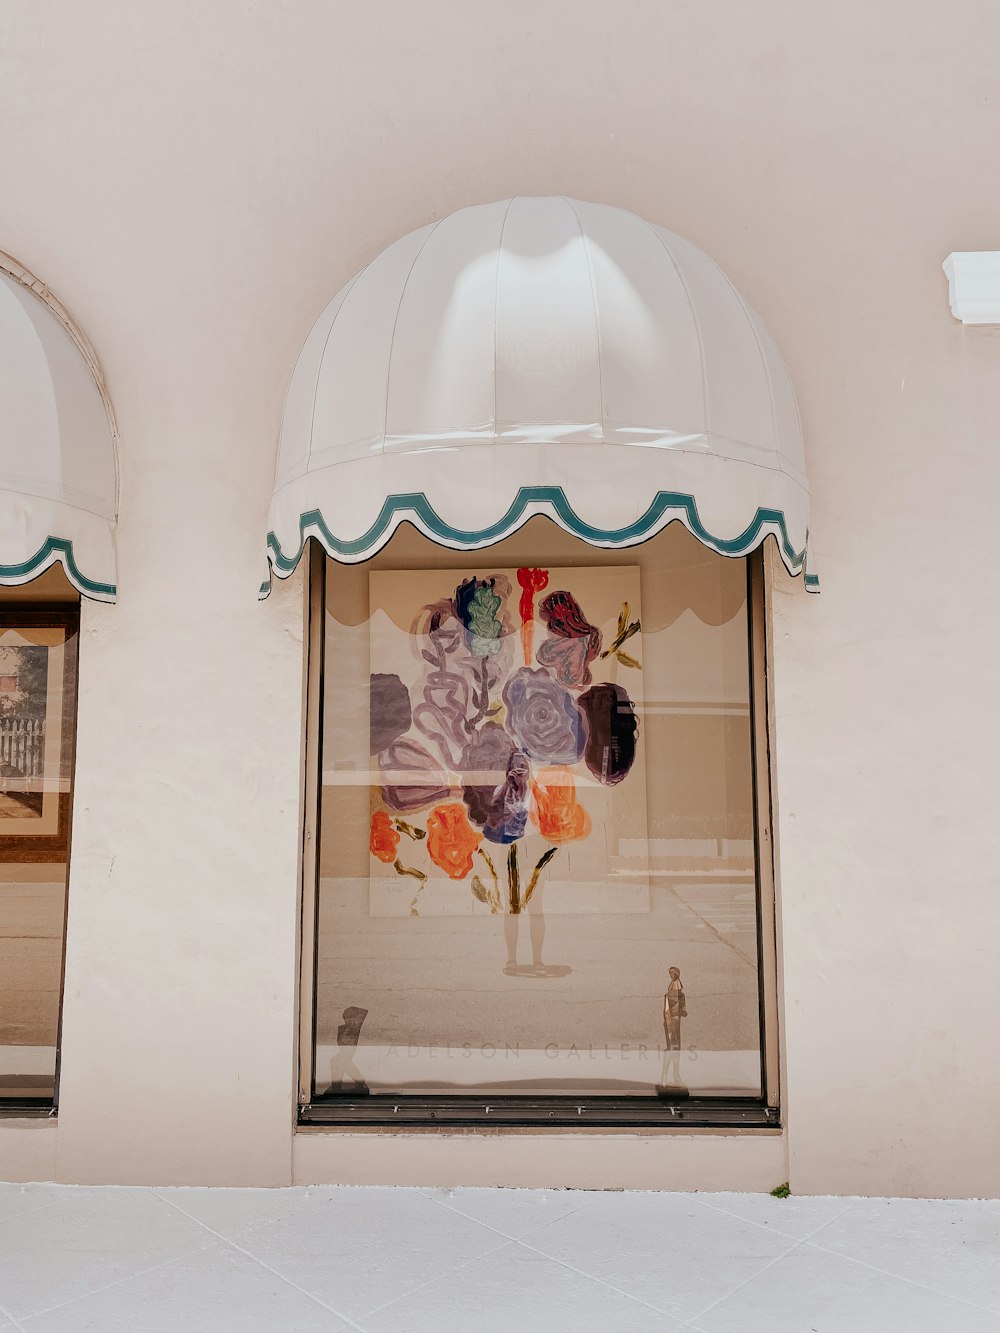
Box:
xmin=314 ymin=521 xmax=762 ymax=1101
xmin=0 ymin=611 xmax=78 ymax=1103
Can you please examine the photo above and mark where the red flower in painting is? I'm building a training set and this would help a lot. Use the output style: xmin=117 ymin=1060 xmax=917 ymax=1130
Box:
xmin=516 ymin=567 xmax=549 ymax=665
xmin=537 ymin=590 xmax=602 ymax=688
xmin=369 ymin=810 xmax=400 ymax=863
xmin=426 ymin=803 xmax=482 ymax=880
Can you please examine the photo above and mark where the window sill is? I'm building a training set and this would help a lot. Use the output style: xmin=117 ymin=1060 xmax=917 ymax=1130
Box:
xmin=300 ymin=1096 xmax=779 ymax=1131
xmin=0 ymin=1100 xmax=54 ymax=1119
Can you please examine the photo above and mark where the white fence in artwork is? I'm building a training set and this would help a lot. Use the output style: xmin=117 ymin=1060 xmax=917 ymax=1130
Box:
xmin=0 ymin=718 xmax=45 ymax=779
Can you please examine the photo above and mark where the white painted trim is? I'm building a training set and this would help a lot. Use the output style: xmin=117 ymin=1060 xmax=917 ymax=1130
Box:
xmin=942 ymin=251 xmax=1000 ymax=324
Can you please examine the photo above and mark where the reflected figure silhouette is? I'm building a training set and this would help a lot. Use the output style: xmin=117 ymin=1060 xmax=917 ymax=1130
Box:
xmin=328 ymin=1005 xmax=370 ymax=1094
xmin=658 ymin=966 xmax=688 ymax=1094
xmin=502 ymin=879 xmax=564 ymax=977
xmin=503 ymin=882 xmax=545 ymax=974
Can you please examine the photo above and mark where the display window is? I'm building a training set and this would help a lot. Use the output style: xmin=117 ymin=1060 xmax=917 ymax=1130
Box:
xmin=0 ymin=575 xmax=80 ymax=1110
xmin=299 ymin=520 xmax=778 ymax=1127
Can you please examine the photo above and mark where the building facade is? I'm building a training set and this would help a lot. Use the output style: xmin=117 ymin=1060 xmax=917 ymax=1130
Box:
xmin=0 ymin=0 xmax=998 ymax=1197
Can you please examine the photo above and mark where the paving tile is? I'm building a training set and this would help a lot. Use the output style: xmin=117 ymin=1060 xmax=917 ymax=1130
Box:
xmin=521 ymin=1189 xmax=793 ymax=1323
xmin=691 ymin=1242 xmax=1000 ymax=1333
xmin=365 ymin=1239 xmax=679 ymax=1333
xmin=0 ymin=1184 xmax=996 ymax=1333
xmin=236 ymin=1185 xmax=510 ymax=1318
xmin=153 ymin=1185 xmax=337 ymax=1241
xmin=423 ymin=1186 xmax=582 ymax=1240
xmin=812 ymin=1197 xmax=1000 ymax=1312
xmin=0 ymin=1187 xmax=212 ymax=1320
xmin=0 ymin=1183 xmax=65 ymax=1223
xmin=693 ymin=1191 xmax=853 ymax=1241
xmin=21 ymin=1241 xmax=349 ymax=1332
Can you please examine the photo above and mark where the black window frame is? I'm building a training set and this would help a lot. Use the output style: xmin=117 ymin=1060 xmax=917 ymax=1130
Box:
xmin=0 ymin=599 xmax=81 ymax=1117
xmin=297 ymin=541 xmax=781 ymax=1130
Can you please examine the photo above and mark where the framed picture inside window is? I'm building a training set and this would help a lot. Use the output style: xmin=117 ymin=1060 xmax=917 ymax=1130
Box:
xmin=366 ymin=563 xmax=648 ymax=920
xmin=0 ymin=610 xmax=77 ymax=861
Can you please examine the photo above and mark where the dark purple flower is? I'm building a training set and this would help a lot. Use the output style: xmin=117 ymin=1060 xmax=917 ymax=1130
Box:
xmin=379 ymin=737 xmax=452 ymax=812
xmin=578 ymin=683 xmax=638 ymax=785
xmin=461 ymin=723 xmax=514 ymax=826
xmin=502 ymin=667 xmax=584 ymax=765
xmin=370 ymin=673 xmax=412 ymax=755
xmin=460 ymin=724 xmax=529 ymax=844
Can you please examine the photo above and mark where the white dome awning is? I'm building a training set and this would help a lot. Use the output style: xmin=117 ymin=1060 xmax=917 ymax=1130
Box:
xmin=0 ymin=256 xmax=118 ymax=602
xmin=266 ymin=197 xmax=814 ymax=593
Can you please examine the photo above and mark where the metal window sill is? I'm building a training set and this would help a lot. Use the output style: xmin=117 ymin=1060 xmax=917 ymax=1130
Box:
xmin=300 ymin=1096 xmax=780 ymax=1131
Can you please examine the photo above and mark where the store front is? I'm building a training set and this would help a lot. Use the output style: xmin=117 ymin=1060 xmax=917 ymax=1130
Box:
xmin=1 ymin=3 xmax=996 ymax=1197
xmin=2 ymin=198 xmax=810 ymax=1171
xmin=269 ymin=197 xmax=808 ymax=1131
xmin=0 ymin=255 xmax=116 ymax=1112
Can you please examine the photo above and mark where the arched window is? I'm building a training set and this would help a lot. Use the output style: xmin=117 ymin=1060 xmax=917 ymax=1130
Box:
xmin=0 ymin=257 xmax=117 ymax=1112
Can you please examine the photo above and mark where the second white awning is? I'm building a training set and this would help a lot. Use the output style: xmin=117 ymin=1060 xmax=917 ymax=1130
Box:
xmin=0 ymin=255 xmax=118 ymax=601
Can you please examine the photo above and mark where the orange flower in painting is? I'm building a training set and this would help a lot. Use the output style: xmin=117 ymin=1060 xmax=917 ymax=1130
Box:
xmin=530 ymin=766 xmax=591 ymax=843
xmin=426 ymin=803 xmax=481 ymax=880
xmin=369 ymin=810 xmax=400 ymax=864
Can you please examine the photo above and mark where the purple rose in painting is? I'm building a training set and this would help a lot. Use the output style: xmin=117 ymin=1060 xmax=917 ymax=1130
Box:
xmin=578 ymin=682 xmax=638 ymax=785
xmin=370 ymin=673 xmax=412 ymax=755
xmin=461 ymin=723 xmax=514 ymax=826
xmin=379 ymin=737 xmax=452 ymax=813
xmin=502 ymin=667 xmax=584 ymax=765
xmin=460 ymin=724 xmax=529 ymax=844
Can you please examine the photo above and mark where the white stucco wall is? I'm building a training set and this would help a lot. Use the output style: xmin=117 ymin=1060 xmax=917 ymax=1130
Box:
xmin=1 ymin=0 xmax=998 ymax=1195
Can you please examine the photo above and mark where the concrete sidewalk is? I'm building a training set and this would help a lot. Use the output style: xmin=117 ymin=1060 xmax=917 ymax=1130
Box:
xmin=0 ymin=1182 xmax=997 ymax=1331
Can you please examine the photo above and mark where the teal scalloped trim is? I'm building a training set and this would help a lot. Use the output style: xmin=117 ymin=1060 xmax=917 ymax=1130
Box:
xmin=262 ymin=485 xmax=817 ymax=596
xmin=0 ymin=536 xmax=116 ymax=601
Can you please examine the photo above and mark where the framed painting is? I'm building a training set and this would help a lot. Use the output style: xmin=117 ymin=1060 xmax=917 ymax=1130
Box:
xmin=0 ymin=609 xmax=77 ymax=861
xmin=366 ymin=565 xmax=649 ymax=918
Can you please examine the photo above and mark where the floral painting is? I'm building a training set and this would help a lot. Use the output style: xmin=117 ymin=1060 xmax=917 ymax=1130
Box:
xmin=367 ymin=567 xmax=649 ymax=922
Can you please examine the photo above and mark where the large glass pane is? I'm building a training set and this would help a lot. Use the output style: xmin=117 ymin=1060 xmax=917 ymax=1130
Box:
xmin=314 ymin=520 xmax=761 ymax=1101
xmin=0 ymin=607 xmax=78 ymax=1104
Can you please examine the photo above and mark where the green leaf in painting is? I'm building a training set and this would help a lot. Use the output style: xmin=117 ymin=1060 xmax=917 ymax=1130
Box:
xmin=471 ymin=874 xmax=490 ymax=905
xmin=507 ymin=843 xmax=520 ymax=914
xmin=522 ymin=846 xmax=558 ymax=907
xmin=603 ymin=603 xmax=640 ymax=659
xmin=393 ymin=859 xmax=426 ymax=882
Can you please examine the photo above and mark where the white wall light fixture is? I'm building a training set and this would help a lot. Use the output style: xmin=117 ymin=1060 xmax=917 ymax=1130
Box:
xmin=943 ymin=252 xmax=1000 ymax=324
